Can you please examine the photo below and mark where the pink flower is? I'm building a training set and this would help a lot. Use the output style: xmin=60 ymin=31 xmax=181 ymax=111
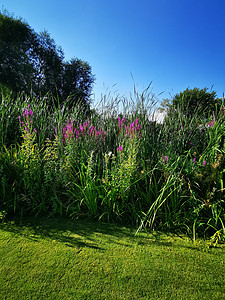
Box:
xmin=117 ymin=145 xmax=123 ymax=152
xmin=203 ymin=161 xmax=206 ymax=166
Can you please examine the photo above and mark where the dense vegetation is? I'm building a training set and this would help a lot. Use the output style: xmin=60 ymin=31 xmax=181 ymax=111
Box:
xmin=0 ymin=10 xmax=224 ymax=243
xmin=0 ymin=87 xmax=225 ymax=243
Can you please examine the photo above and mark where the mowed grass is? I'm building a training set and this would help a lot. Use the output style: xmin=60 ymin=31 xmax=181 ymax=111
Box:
xmin=0 ymin=217 xmax=225 ymax=300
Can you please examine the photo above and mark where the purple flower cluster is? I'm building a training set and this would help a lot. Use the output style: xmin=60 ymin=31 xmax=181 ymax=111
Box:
xmin=162 ymin=155 xmax=169 ymax=164
xmin=116 ymin=117 xmax=142 ymax=153
xmin=61 ymin=119 xmax=107 ymax=142
xmin=208 ymin=115 xmax=216 ymax=127
xmin=192 ymin=157 xmax=206 ymax=166
xmin=118 ymin=117 xmax=141 ymax=140
xmin=19 ymin=105 xmax=37 ymax=138
xmin=118 ymin=116 xmax=127 ymax=131
xmin=117 ymin=145 xmax=123 ymax=152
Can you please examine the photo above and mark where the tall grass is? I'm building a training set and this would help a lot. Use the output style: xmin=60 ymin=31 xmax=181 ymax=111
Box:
xmin=0 ymin=88 xmax=225 ymax=241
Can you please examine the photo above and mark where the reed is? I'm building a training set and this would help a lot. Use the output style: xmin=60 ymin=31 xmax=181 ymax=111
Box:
xmin=0 ymin=88 xmax=224 ymax=240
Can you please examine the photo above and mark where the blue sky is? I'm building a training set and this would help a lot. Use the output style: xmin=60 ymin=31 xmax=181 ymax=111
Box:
xmin=1 ymin=0 xmax=225 ymax=106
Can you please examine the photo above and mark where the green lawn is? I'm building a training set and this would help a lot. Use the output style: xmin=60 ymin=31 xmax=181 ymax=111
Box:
xmin=0 ymin=217 xmax=224 ymax=300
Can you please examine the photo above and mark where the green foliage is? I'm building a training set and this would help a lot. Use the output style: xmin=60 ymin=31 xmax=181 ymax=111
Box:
xmin=69 ymin=150 xmax=99 ymax=217
xmin=162 ymin=87 xmax=220 ymax=120
xmin=0 ymin=89 xmax=225 ymax=242
xmin=0 ymin=10 xmax=94 ymax=108
xmin=0 ymin=12 xmax=35 ymax=95
xmin=101 ymin=137 xmax=139 ymax=220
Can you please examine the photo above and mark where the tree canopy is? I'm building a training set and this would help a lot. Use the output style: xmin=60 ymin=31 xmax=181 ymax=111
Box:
xmin=0 ymin=11 xmax=95 ymax=108
xmin=160 ymin=87 xmax=221 ymax=120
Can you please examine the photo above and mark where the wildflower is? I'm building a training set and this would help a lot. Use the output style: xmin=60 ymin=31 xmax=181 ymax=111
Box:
xmin=117 ymin=145 xmax=123 ymax=152
xmin=203 ymin=161 xmax=206 ymax=166
xmin=34 ymin=128 xmax=37 ymax=133
xmin=193 ymin=158 xmax=196 ymax=163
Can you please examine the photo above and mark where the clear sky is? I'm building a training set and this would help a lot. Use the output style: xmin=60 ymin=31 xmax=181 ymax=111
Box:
xmin=1 ymin=0 xmax=225 ymax=107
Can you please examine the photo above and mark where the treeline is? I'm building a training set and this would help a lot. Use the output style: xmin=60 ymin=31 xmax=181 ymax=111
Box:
xmin=0 ymin=10 xmax=94 ymax=109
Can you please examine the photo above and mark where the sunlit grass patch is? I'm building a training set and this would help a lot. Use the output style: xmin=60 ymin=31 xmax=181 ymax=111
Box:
xmin=0 ymin=217 xmax=225 ymax=299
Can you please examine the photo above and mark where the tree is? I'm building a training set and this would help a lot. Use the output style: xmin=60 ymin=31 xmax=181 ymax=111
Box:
xmin=0 ymin=12 xmax=36 ymax=95
xmin=61 ymin=58 xmax=94 ymax=108
xmin=0 ymin=11 xmax=95 ymax=108
xmin=160 ymin=87 xmax=220 ymax=120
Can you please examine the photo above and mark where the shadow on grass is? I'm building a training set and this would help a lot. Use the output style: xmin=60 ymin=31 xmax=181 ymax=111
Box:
xmin=0 ymin=215 xmax=211 ymax=252
xmin=0 ymin=216 xmax=108 ymax=250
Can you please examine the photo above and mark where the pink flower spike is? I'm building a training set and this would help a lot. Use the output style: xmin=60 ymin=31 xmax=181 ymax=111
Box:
xmin=203 ymin=161 xmax=206 ymax=166
xmin=117 ymin=145 xmax=123 ymax=152
xmin=166 ymin=156 xmax=169 ymax=162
